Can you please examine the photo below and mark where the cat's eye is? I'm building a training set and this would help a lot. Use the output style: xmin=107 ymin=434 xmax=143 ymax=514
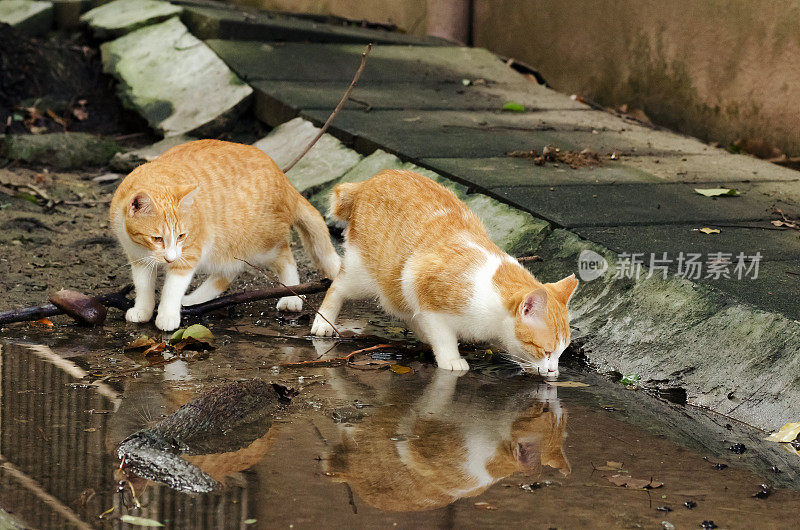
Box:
xmin=178 ymin=233 xmax=186 ymax=241
xmin=152 ymin=236 xmax=163 ymax=244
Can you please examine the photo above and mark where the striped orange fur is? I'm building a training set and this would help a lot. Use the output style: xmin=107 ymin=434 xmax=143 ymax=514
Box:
xmin=312 ymin=170 xmax=577 ymax=374
xmin=110 ymin=140 xmax=340 ymax=331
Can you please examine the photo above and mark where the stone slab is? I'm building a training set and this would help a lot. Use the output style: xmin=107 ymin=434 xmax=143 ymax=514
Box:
xmin=421 ymin=157 xmax=659 ymax=187
xmin=252 ymin=117 xmax=361 ymax=193
xmin=100 ymin=17 xmax=252 ymax=137
xmin=183 ymin=4 xmax=450 ymax=46
xmin=574 ymin=224 xmax=800 ymax=262
xmin=299 ymin=109 xmax=714 ymax=160
xmin=251 ymin=80 xmax=587 ymax=127
xmin=80 ymin=0 xmax=182 ymax=39
xmin=489 ymin=182 xmax=800 ymax=227
xmin=0 ymin=0 xmax=53 ymax=35
xmin=621 ymin=152 xmax=800 ymax=183
xmin=109 ymin=133 xmax=196 ymax=172
xmin=1 ymin=132 xmax=120 ymax=168
xmin=206 ymin=41 xmax=527 ymax=86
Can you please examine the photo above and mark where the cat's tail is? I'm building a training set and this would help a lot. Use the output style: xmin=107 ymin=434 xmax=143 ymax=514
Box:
xmin=293 ymin=196 xmax=341 ymax=279
xmin=329 ymin=181 xmax=363 ymax=222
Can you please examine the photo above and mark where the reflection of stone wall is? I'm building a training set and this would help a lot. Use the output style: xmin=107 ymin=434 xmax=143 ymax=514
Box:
xmin=232 ymin=0 xmax=800 ymax=156
xmin=0 ymin=345 xmax=252 ymax=528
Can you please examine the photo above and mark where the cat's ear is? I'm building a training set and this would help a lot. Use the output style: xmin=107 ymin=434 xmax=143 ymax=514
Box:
xmin=542 ymin=444 xmax=572 ymax=476
xmin=172 ymin=184 xmax=198 ymax=209
xmin=551 ymin=274 xmax=578 ymax=305
xmin=519 ymin=288 xmax=548 ymax=325
xmin=513 ymin=440 xmax=543 ymax=475
xmin=129 ymin=192 xmax=153 ymax=216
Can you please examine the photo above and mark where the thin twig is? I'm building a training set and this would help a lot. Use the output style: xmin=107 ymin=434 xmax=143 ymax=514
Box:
xmin=236 ymin=257 xmax=341 ymax=338
xmin=279 ymin=344 xmax=393 ymax=368
xmin=516 ymin=255 xmax=542 ymax=263
xmin=281 ymin=43 xmax=373 ymax=173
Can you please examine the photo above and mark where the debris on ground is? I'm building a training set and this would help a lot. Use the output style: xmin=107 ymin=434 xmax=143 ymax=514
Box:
xmin=729 ymin=443 xmax=747 ymax=454
xmin=0 ymin=22 xmax=143 ymax=136
xmin=507 ymin=144 xmax=603 ymax=169
xmin=607 ymin=474 xmax=663 ymax=489
xmin=771 ymin=209 xmax=800 ymax=230
xmin=694 ymin=188 xmax=740 ymax=197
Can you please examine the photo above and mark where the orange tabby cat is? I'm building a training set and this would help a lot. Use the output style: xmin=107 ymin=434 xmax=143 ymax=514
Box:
xmin=110 ymin=140 xmax=340 ymax=331
xmin=325 ymin=371 xmax=570 ymax=511
xmin=312 ymin=170 xmax=577 ymax=374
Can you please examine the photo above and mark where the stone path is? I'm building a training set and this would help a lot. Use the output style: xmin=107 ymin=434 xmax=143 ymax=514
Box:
xmin=14 ymin=0 xmax=800 ymax=430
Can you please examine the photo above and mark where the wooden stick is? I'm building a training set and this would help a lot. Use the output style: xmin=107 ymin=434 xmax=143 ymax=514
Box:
xmin=281 ymin=43 xmax=373 ymax=173
xmin=180 ymin=279 xmax=331 ymax=317
xmin=0 ymin=285 xmax=133 ymax=325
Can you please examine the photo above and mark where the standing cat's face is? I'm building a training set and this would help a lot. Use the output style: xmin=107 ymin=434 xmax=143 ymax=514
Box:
xmin=124 ymin=184 xmax=198 ymax=264
xmin=509 ymin=274 xmax=578 ymax=377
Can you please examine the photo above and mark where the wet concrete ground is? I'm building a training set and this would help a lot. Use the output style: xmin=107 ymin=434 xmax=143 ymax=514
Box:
xmin=1 ymin=295 xmax=800 ymax=529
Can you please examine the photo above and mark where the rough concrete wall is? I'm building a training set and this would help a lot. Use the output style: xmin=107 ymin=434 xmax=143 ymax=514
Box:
xmin=229 ymin=0 xmax=428 ymax=35
xmin=473 ymin=0 xmax=800 ymax=156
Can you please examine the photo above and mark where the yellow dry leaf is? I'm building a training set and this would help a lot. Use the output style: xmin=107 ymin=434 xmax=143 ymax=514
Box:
xmin=390 ymin=364 xmax=412 ymax=374
xmin=765 ymin=422 xmax=800 ymax=443
xmin=699 ymin=227 xmax=721 ymax=234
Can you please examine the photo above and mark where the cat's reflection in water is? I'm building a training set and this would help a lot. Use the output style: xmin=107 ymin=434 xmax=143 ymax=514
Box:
xmin=324 ymin=370 xmax=570 ymax=511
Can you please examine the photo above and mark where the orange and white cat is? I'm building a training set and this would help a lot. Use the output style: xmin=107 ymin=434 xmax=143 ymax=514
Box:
xmin=325 ymin=370 xmax=570 ymax=511
xmin=110 ymin=140 xmax=340 ymax=331
xmin=312 ymin=170 xmax=577 ymax=374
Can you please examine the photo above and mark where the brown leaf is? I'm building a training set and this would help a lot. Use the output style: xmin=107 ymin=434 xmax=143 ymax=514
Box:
xmin=595 ymin=461 xmax=625 ymax=471
xmin=143 ymin=341 xmax=167 ymax=356
xmin=30 ymin=318 xmax=54 ymax=328
xmin=390 ymin=364 xmax=412 ymax=374
xmin=350 ymin=359 xmax=392 ymax=370
xmin=125 ymin=335 xmax=158 ymax=352
xmin=608 ymin=474 xmax=663 ymax=489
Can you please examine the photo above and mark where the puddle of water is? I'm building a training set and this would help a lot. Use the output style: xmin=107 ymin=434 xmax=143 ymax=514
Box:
xmin=1 ymin=307 xmax=800 ymax=529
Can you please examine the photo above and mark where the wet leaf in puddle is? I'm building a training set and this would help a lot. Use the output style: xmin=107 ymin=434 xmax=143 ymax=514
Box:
xmin=474 ymin=501 xmax=497 ymax=510
xmin=119 ymin=515 xmax=164 ymax=527
xmin=350 ymin=359 xmax=392 ymax=370
xmin=546 ymin=381 xmax=589 ymax=387
xmin=173 ymin=324 xmax=215 ymax=351
xmin=595 ymin=461 xmax=625 ymax=471
xmin=143 ymin=341 xmax=167 ymax=356
xmin=124 ymin=335 xmax=158 ymax=352
xmin=390 ymin=364 xmax=412 ymax=374
xmin=608 ymin=474 xmax=663 ymax=489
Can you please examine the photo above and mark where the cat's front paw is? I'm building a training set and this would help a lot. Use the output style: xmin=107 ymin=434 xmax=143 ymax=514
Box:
xmin=154 ymin=311 xmax=181 ymax=331
xmin=311 ymin=315 xmax=336 ymax=337
xmin=126 ymin=306 xmax=153 ymax=323
xmin=276 ymin=296 xmax=303 ymax=312
xmin=437 ymin=357 xmax=470 ymax=372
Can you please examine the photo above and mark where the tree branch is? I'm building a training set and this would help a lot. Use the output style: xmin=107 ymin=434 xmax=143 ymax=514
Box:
xmin=281 ymin=42 xmax=373 ymax=173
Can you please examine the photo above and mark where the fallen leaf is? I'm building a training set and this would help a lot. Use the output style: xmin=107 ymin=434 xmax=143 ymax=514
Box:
xmin=694 ymin=188 xmax=740 ymax=197
xmin=772 ymin=219 xmax=800 ymax=229
xmin=390 ymin=364 xmax=412 ymax=374
xmin=350 ymin=359 xmax=392 ymax=370
xmin=172 ymin=324 xmax=215 ymax=351
xmin=620 ymin=374 xmax=640 ymax=385
xmin=30 ymin=318 xmax=54 ymax=328
xmin=502 ymin=101 xmax=525 ymax=112
xmin=143 ymin=341 xmax=167 ymax=356
xmin=119 ymin=515 xmax=164 ymax=527
xmin=169 ymin=328 xmax=185 ymax=345
xmin=608 ymin=474 xmax=662 ymax=489
xmin=698 ymin=227 xmax=721 ymax=234
xmin=244 ymin=520 xmax=257 ymax=526
xmin=125 ymin=335 xmax=158 ymax=352
xmin=183 ymin=324 xmax=213 ymax=341
xmin=546 ymin=381 xmax=589 ymax=387
xmin=474 ymin=501 xmax=497 ymax=510
xmin=595 ymin=460 xmax=625 ymax=471
xmin=765 ymin=422 xmax=800 ymax=443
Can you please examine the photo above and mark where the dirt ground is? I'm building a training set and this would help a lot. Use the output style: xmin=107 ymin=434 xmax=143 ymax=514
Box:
xmin=0 ymin=164 xmax=321 ymax=321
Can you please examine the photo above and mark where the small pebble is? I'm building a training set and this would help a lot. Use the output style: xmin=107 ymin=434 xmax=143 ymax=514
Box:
xmin=684 ymin=500 xmax=697 ymax=509
xmin=700 ymin=521 xmax=717 ymax=529
xmin=729 ymin=443 xmax=746 ymax=454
